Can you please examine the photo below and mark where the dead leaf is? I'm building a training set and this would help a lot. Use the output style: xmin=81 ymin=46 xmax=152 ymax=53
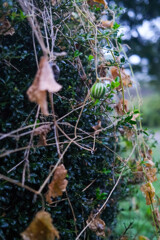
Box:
xmin=110 ymin=66 xmax=132 ymax=89
xmin=93 ymin=0 xmax=108 ymax=8
xmin=145 ymin=167 xmax=157 ymax=183
xmin=115 ymin=98 xmax=128 ymax=115
xmin=33 ymin=124 xmax=51 ymax=136
xmin=0 ymin=18 xmax=15 ymax=36
xmin=140 ymin=182 xmax=155 ymax=205
xmin=92 ymin=120 xmax=101 ymax=134
xmin=33 ymin=124 xmax=51 ymax=146
xmin=46 ymin=164 xmax=68 ymax=203
xmin=27 ymin=56 xmax=62 ymax=116
xmin=21 ymin=211 xmax=59 ymax=240
xmin=101 ymin=20 xmax=113 ymax=28
xmin=86 ymin=213 xmax=105 ymax=237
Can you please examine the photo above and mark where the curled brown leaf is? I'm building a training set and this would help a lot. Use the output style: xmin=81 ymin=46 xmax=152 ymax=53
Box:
xmin=21 ymin=211 xmax=59 ymax=240
xmin=86 ymin=213 xmax=106 ymax=237
xmin=46 ymin=164 xmax=68 ymax=203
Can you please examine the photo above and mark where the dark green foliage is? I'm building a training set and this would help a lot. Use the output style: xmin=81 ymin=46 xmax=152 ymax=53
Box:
xmin=0 ymin=1 xmax=127 ymax=239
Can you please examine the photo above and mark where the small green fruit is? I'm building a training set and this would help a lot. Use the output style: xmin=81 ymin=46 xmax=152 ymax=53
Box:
xmin=90 ymin=82 xmax=106 ymax=99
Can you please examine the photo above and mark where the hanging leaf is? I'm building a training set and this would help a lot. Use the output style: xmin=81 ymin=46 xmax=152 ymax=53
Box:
xmin=86 ymin=213 xmax=106 ymax=237
xmin=145 ymin=167 xmax=157 ymax=183
xmin=27 ymin=56 xmax=62 ymax=116
xmin=21 ymin=211 xmax=59 ymax=240
xmin=140 ymin=182 xmax=155 ymax=205
xmin=46 ymin=164 xmax=68 ymax=203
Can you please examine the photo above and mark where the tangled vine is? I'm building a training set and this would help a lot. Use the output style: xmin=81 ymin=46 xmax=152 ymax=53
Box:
xmin=0 ymin=0 xmax=159 ymax=239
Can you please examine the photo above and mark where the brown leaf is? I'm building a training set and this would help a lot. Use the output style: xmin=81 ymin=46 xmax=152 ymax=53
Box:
xmin=33 ymin=124 xmax=51 ymax=146
xmin=101 ymin=20 xmax=113 ymax=28
xmin=92 ymin=120 xmax=101 ymax=133
xmin=46 ymin=164 xmax=68 ymax=203
xmin=27 ymin=56 xmax=62 ymax=116
xmin=145 ymin=167 xmax=157 ymax=183
xmin=86 ymin=213 xmax=106 ymax=237
xmin=115 ymin=99 xmax=128 ymax=115
xmin=33 ymin=124 xmax=51 ymax=136
xmin=110 ymin=66 xmax=132 ymax=89
xmin=21 ymin=211 xmax=59 ymax=240
xmin=0 ymin=18 xmax=15 ymax=36
xmin=140 ymin=182 xmax=155 ymax=205
xmin=93 ymin=0 xmax=108 ymax=8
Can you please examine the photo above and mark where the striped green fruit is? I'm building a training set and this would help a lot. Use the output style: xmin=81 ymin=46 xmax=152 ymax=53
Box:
xmin=90 ymin=82 xmax=106 ymax=99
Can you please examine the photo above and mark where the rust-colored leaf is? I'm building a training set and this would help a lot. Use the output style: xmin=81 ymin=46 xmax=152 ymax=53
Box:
xmin=145 ymin=167 xmax=157 ymax=183
xmin=86 ymin=213 xmax=105 ymax=237
xmin=21 ymin=211 xmax=59 ymax=240
xmin=46 ymin=164 xmax=68 ymax=203
xmin=27 ymin=56 xmax=62 ymax=116
xmin=140 ymin=182 xmax=155 ymax=205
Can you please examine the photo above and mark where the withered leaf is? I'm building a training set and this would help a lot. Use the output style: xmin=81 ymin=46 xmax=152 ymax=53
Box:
xmin=46 ymin=164 xmax=68 ymax=203
xmin=27 ymin=56 xmax=62 ymax=116
xmin=92 ymin=120 xmax=101 ymax=134
xmin=140 ymin=182 xmax=155 ymax=205
xmin=21 ymin=211 xmax=59 ymax=240
xmin=115 ymin=98 xmax=128 ymax=115
xmin=33 ymin=124 xmax=51 ymax=136
xmin=145 ymin=167 xmax=157 ymax=183
xmin=87 ymin=213 xmax=106 ymax=237
xmin=110 ymin=66 xmax=132 ymax=89
xmin=101 ymin=20 xmax=113 ymax=28
xmin=93 ymin=0 xmax=108 ymax=8
xmin=33 ymin=124 xmax=51 ymax=146
xmin=0 ymin=17 xmax=15 ymax=36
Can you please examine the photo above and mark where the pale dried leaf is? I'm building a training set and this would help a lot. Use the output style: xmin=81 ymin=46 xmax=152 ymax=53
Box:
xmin=27 ymin=57 xmax=62 ymax=116
xmin=101 ymin=20 xmax=113 ymax=28
xmin=46 ymin=164 xmax=68 ymax=203
xmin=21 ymin=211 xmax=59 ymax=240
xmin=33 ymin=124 xmax=51 ymax=136
xmin=140 ymin=182 xmax=155 ymax=205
